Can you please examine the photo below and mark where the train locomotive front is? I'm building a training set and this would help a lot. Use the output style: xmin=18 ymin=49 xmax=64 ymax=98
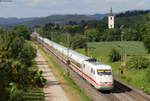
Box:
xmin=84 ymin=60 xmax=114 ymax=90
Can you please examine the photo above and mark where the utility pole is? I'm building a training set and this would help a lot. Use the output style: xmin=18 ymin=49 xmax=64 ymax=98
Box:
xmin=120 ymin=25 xmax=126 ymax=61
xmin=41 ymin=29 xmax=44 ymax=47
xmin=51 ymin=32 xmax=53 ymax=41
xmin=84 ymin=26 xmax=88 ymax=56
xmin=65 ymin=33 xmax=70 ymax=75
xmin=120 ymin=25 xmax=124 ymax=41
xmin=119 ymin=25 xmax=126 ymax=77
xmin=67 ymin=33 xmax=70 ymax=61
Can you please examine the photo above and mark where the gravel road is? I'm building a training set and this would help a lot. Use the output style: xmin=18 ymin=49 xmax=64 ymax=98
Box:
xmin=35 ymin=51 xmax=69 ymax=101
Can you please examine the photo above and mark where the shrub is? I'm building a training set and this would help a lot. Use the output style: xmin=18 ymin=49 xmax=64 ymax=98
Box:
xmin=126 ymin=56 xmax=149 ymax=69
xmin=29 ymin=70 xmax=46 ymax=87
xmin=109 ymin=48 xmax=121 ymax=62
xmin=71 ymin=34 xmax=87 ymax=49
xmin=8 ymin=83 xmax=24 ymax=101
xmin=146 ymin=67 xmax=150 ymax=83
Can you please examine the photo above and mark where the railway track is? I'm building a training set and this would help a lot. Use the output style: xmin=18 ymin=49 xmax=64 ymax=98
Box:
xmin=37 ymin=41 xmax=150 ymax=101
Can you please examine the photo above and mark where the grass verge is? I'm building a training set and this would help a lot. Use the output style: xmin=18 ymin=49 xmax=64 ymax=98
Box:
xmin=23 ymin=87 xmax=45 ymax=101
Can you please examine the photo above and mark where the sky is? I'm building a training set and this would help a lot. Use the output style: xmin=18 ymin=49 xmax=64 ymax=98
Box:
xmin=0 ymin=0 xmax=149 ymax=18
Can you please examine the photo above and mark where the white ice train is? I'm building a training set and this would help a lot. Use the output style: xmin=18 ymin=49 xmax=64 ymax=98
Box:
xmin=36 ymin=34 xmax=114 ymax=90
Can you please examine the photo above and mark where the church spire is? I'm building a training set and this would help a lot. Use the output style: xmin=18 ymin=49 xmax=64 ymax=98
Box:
xmin=109 ymin=8 xmax=113 ymax=16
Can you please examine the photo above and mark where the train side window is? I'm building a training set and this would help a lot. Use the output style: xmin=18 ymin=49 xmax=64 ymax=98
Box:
xmin=91 ymin=68 xmax=95 ymax=75
xmin=83 ymin=64 xmax=85 ymax=68
xmin=93 ymin=70 xmax=95 ymax=75
xmin=91 ymin=68 xmax=93 ymax=73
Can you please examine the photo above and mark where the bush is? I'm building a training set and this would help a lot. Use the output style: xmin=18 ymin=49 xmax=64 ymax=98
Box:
xmin=71 ymin=34 xmax=87 ymax=49
xmin=126 ymin=56 xmax=149 ymax=69
xmin=146 ymin=67 xmax=150 ymax=82
xmin=109 ymin=48 xmax=121 ymax=62
xmin=8 ymin=83 xmax=24 ymax=101
xmin=29 ymin=70 xmax=46 ymax=87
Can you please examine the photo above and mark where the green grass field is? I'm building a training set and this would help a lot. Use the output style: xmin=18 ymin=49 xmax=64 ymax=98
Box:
xmin=76 ymin=41 xmax=150 ymax=93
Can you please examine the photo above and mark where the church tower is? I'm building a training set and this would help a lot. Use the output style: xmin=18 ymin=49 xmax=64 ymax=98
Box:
xmin=108 ymin=8 xmax=114 ymax=29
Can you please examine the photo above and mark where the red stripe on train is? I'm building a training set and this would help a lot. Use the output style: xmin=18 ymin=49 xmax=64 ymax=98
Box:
xmin=70 ymin=63 xmax=113 ymax=86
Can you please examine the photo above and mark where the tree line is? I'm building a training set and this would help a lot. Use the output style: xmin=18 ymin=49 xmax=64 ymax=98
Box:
xmin=116 ymin=10 xmax=150 ymax=17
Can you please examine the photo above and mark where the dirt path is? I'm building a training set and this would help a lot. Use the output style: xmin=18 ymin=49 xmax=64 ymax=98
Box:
xmin=35 ymin=51 xmax=69 ymax=101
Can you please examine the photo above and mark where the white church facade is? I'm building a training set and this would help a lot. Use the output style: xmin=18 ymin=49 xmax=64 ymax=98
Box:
xmin=108 ymin=8 xmax=115 ymax=29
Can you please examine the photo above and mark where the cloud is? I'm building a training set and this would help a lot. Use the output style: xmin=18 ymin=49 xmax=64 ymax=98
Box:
xmin=28 ymin=0 xmax=48 ymax=6
xmin=0 ymin=0 xmax=149 ymax=18
xmin=135 ymin=1 xmax=145 ymax=7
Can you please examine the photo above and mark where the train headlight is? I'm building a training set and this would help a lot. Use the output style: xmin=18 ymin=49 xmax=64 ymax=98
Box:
xmin=100 ymin=82 xmax=112 ymax=84
xmin=100 ymin=82 xmax=106 ymax=84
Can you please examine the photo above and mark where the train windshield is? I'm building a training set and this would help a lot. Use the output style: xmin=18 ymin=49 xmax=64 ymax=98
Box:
xmin=97 ymin=70 xmax=112 ymax=76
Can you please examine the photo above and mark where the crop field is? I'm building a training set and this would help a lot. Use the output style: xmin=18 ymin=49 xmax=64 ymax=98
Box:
xmin=78 ymin=41 xmax=147 ymax=57
xmin=76 ymin=41 xmax=150 ymax=93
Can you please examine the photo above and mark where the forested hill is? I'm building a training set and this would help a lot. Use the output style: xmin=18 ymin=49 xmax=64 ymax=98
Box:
xmin=0 ymin=17 xmax=37 ymax=27
xmin=0 ymin=14 xmax=107 ymax=28
xmin=114 ymin=10 xmax=150 ymax=28
xmin=17 ymin=15 xmax=96 ymax=27
xmin=16 ymin=10 xmax=150 ymax=28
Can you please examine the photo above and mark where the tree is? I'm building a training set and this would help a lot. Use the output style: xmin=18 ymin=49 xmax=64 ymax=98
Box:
xmin=143 ymin=13 xmax=150 ymax=53
xmin=64 ymin=25 xmax=84 ymax=35
xmin=68 ymin=21 xmax=77 ymax=25
xmin=10 ymin=25 xmax=30 ymax=40
xmin=109 ymin=48 xmax=121 ymax=62
xmin=123 ymin=28 xmax=140 ymax=41
xmin=96 ymin=20 xmax=107 ymax=32
xmin=143 ymin=32 xmax=150 ymax=53
xmin=71 ymin=34 xmax=87 ymax=49
xmin=0 ymin=29 xmax=36 ymax=85
xmin=102 ymin=28 xmax=121 ymax=41
xmin=85 ymin=29 xmax=99 ymax=42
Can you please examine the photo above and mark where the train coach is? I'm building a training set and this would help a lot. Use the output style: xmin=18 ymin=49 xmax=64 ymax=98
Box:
xmin=33 ymin=32 xmax=114 ymax=90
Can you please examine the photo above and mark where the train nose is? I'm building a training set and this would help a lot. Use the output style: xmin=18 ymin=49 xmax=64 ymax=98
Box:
xmin=95 ymin=85 xmax=114 ymax=90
